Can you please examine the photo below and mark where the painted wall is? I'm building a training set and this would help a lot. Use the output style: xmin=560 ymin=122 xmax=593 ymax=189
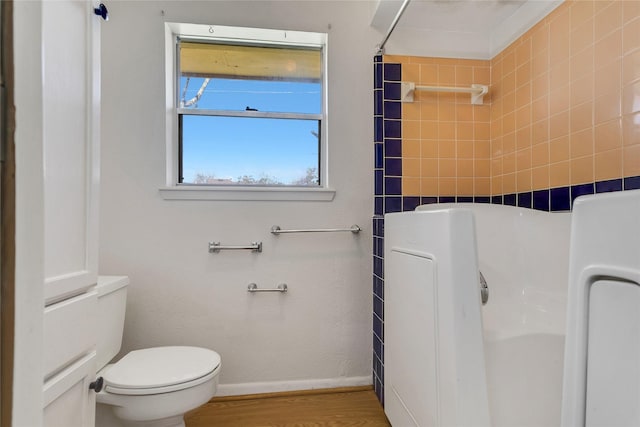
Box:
xmin=99 ymin=1 xmax=376 ymax=393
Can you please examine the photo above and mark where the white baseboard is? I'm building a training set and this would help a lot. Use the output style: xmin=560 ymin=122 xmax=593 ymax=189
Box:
xmin=216 ymin=375 xmax=372 ymax=397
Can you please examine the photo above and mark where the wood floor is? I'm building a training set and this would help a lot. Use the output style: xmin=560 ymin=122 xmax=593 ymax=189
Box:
xmin=185 ymin=386 xmax=391 ymax=427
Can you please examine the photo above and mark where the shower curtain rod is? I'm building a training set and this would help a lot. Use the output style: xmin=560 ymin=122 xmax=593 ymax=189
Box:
xmin=377 ymin=0 xmax=412 ymax=54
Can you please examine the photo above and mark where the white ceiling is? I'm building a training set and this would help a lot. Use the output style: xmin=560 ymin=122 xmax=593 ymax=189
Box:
xmin=399 ymin=1 xmax=527 ymax=33
xmin=371 ymin=0 xmax=563 ymax=59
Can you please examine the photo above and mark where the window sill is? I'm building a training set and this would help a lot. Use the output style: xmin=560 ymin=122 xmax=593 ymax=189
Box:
xmin=159 ymin=186 xmax=336 ymax=201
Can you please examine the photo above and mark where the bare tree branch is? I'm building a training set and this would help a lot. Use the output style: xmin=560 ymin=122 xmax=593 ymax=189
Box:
xmin=181 ymin=78 xmax=211 ymax=108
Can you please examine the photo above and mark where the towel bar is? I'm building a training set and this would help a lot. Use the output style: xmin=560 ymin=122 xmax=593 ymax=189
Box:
xmin=209 ymin=241 xmax=262 ymax=253
xmin=270 ymin=225 xmax=361 ymax=235
xmin=247 ymin=283 xmax=288 ymax=293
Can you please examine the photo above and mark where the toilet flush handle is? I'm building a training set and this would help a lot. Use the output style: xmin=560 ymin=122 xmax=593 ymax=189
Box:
xmin=89 ymin=377 xmax=104 ymax=393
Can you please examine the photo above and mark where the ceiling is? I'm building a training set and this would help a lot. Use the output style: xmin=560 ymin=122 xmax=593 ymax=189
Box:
xmin=371 ymin=0 xmax=563 ymax=59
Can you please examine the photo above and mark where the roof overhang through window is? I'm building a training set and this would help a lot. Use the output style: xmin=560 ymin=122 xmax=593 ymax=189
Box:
xmin=179 ymin=42 xmax=322 ymax=83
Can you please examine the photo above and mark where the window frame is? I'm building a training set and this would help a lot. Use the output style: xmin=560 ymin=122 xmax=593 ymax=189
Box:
xmin=162 ymin=22 xmax=335 ymax=201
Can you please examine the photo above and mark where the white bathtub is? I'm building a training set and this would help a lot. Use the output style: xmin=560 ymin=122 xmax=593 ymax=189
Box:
xmin=460 ymin=204 xmax=570 ymax=427
xmin=385 ymin=203 xmax=571 ymax=427
xmin=484 ymin=333 xmax=565 ymax=427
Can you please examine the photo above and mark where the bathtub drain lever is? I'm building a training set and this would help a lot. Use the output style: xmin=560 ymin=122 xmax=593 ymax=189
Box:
xmin=480 ymin=271 xmax=489 ymax=305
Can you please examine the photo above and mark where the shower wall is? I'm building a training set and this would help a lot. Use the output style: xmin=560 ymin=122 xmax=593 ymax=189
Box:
xmin=373 ymin=0 xmax=640 ymax=404
xmin=378 ymin=0 xmax=639 ymax=212
xmin=377 ymin=56 xmax=492 ymax=211
xmin=490 ymin=0 xmax=640 ymax=209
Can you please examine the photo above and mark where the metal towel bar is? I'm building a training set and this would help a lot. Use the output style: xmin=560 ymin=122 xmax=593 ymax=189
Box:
xmin=247 ymin=283 xmax=288 ymax=293
xmin=270 ymin=225 xmax=361 ymax=235
xmin=209 ymin=241 xmax=262 ymax=253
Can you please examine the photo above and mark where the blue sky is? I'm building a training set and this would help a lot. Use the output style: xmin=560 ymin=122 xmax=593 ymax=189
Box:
xmin=180 ymin=77 xmax=321 ymax=184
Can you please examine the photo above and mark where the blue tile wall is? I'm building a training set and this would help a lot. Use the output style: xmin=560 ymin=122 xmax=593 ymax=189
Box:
xmin=625 ymin=175 xmax=640 ymax=190
xmin=533 ymin=190 xmax=550 ymax=211
xmin=374 ymin=117 xmax=383 ymax=143
xmin=384 ymin=101 xmax=402 ymax=119
xmin=372 ymin=213 xmax=385 ymax=403
xmin=372 ymin=58 xmax=405 ymax=405
xmin=421 ymin=196 xmax=438 ymax=205
xmin=550 ymin=186 xmax=571 ymax=211
xmin=373 ymin=255 xmax=383 ymax=278
xmin=373 ymin=294 xmax=384 ymax=319
xmin=383 ymin=82 xmax=402 ymax=101
xmin=383 ymin=120 xmax=401 ymax=139
xmin=372 ymin=54 xmax=385 ymax=405
xmin=374 ymin=197 xmax=383 ymax=216
xmin=596 ymin=178 xmax=622 ymax=193
xmin=402 ymin=196 xmax=420 ymax=212
xmin=384 ymin=177 xmax=402 ymax=195
xmin=384 ymin=158 xmax=402 ymax=177
xmin=384 ymin=139 xmax=401 ymax=157
xmin=373 ymin=276 xmax=383 ymax=299
xmin=374 ymin=170 xmax=383 ymax=195
xmin=384 ymin=196 xmax=402 ymax=213
xmin=374 ymin=144 xmax=383 ymax=169
xmin=406 ymin=181 xmax=640 ymax=212
xmin=571 ymin=183 xmax=594 ymax=206
xmin=518 ymin=192 xmax=532 ymax=208
xmin=474 ymin=196 xmax=491 ymax=204
xmin=374 ymin=91 xmax=383 ymax=116
xmin=439 ymin=196 xmax=455 ymax=203
xmin=383 ymin=63 xmax=401 ymax=81
xmin=374 ymin=64 xmax=382 ymax=89
xmin=504 ymin=193 xmax=517 ymax=206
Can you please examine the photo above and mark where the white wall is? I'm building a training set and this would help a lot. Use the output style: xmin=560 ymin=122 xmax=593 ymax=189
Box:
xmin=99 ymin=1 xmax=376 ymax=393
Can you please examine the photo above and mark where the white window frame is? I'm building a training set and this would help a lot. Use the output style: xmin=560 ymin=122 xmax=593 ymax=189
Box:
xmin=160 ymin=22 xmax=335 ymax=201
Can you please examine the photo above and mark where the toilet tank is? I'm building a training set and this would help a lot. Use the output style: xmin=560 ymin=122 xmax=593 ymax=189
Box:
xmin=96 ymin=276 xmax=129 ymax=371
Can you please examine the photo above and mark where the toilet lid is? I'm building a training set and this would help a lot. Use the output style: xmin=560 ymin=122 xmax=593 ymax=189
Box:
xmin=103 ymin=346 xmax=221 ymax=392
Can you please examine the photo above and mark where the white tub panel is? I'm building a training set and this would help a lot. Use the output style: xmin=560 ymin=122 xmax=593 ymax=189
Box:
xmin=585 ymin=279 xmax=640 ymax=427
xmin=562 ymin=189 xmax=640 ymax=427
xmin=386 ymin=249 xmax=437 ymax=426
xmin=384 ymin=208 xmax=490 ymax=427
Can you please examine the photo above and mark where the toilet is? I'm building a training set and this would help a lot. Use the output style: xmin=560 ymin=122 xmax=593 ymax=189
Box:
xmin=95 ymin=276 xmax=221 ymax=427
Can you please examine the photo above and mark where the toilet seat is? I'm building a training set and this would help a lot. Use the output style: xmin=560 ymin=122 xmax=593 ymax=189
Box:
xmin=103 ymin=346 xmax=221 ymax=396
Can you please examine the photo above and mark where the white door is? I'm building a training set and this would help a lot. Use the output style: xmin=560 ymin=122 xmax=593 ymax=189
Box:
xmin=13 ymin=1 xmax=102 ymax=425
xmin=42 ymin=0 xmax=100 ymax=306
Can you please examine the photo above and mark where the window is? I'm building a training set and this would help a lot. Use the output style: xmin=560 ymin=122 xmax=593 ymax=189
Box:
xmin=165 ymin=23 xmax=329 ymax=195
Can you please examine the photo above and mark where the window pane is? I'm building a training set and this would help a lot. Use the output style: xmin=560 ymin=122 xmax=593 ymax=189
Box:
xmin=179 ymin=42 xmax=322 ymax=114
xmin=180 ymin=42 xmax=321 ymax=80
xmin=179 ymin=77 xmax=321 ymax=114
xmin=180 ymin=115 xmax=320 ymax=186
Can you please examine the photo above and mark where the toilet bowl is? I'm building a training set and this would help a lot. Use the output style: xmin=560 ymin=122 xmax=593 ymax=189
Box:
xmin=95 ymin=276 xmax=221 ymax=427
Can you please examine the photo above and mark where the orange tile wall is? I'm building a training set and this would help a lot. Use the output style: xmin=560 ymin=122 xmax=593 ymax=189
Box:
xmin=384 ymin=55 xmax=492 ymax=197
xmin=387 ymin=0 xmax=640 ymax=197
